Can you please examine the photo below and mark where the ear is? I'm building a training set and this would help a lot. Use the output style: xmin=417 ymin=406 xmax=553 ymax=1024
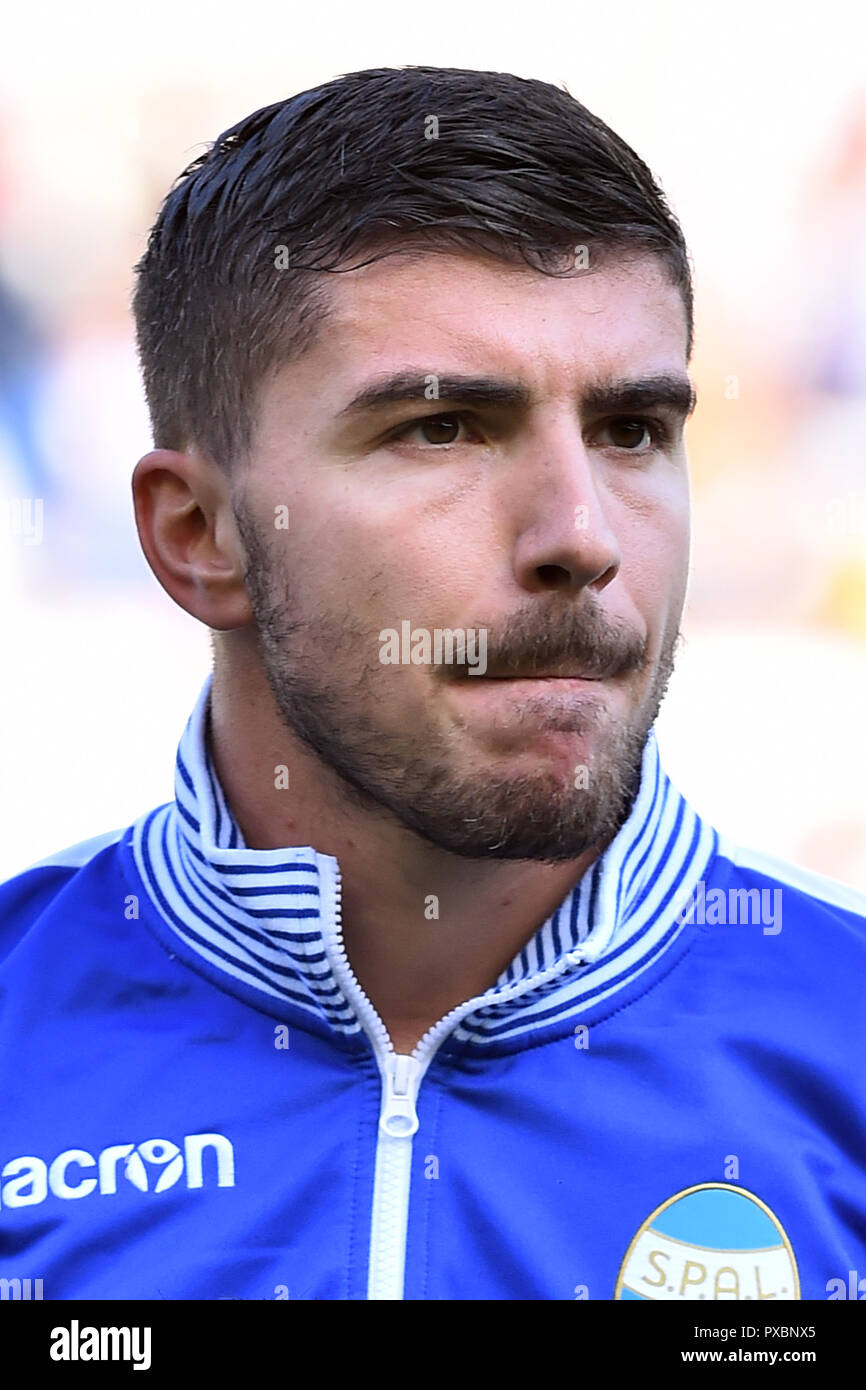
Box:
xmin=132 ymin=448 xmax=254 ymax=630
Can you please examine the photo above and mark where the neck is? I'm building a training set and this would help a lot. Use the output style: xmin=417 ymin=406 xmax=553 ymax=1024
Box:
xmin=208 ymin=653 xmax=606 ymax=1053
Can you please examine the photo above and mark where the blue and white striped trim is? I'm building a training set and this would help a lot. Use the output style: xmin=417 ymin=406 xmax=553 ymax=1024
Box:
xmin=454 ymin=810 xmax=718 ymax=1046
xmin=447 ymin=715 xmax=719 ymax=1045
xmin=133 ymin=675 xmax=718 ymax=1047
xmin=132 ymin=681 xmax=362 ymax=1036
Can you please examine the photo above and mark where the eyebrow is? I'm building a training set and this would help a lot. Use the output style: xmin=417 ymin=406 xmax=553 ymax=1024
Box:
xmin=336 ymin=371 xmax=696 ymax=421
xmin=337 ymin=372 xmax=530 ymax=417
xmin=582 ymin=373 xmax=697 ymax=418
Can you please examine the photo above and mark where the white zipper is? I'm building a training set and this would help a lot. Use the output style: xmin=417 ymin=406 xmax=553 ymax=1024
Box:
xmin=318 ymin=856 xmax=600 ymax=1300
xmin=319 ymin=859 xmax=435 ymax=1300
xmin=366 ymin=1052 xmax=423 ymax=1299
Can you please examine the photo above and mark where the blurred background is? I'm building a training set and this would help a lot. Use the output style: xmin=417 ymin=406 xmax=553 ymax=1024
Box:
xmin=1 ymin=0 xmax=865 ymax=885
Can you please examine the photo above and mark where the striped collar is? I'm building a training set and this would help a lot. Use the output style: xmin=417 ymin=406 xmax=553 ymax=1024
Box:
xmin=132 ymin=675 xmax=720 ymax=1054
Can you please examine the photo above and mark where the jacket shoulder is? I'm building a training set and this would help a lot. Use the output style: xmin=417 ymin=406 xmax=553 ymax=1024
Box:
xmin=712 ymin=838 xmax=866 ymax=977
xmin=0 ymin=828 xmax=128 ymax=963
xmin=723 ymin=840 xmax=866 ymax=921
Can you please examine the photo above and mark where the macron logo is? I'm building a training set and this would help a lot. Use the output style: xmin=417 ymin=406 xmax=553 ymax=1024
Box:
xmin=0 ymin=1133 xmax=234 ymax=1208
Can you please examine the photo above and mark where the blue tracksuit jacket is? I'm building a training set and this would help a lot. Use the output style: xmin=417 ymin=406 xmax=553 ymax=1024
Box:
xmin=1 ymin=675 xmax=865 ymax=1301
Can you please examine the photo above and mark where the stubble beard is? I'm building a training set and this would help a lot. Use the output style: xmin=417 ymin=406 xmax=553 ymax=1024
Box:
xmin=235 ymin=509 xmax=681 ymax=862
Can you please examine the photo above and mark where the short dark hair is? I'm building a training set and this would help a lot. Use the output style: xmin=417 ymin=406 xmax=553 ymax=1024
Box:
xmin=133 ymin=66 xmax=693 ymax=471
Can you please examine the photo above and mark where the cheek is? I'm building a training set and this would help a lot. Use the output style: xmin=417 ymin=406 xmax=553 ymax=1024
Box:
xmin=307 ymin=476 xmax=486 ymax=619
xmin=262 ymin=488 xmax=448 ymax=628
xmin=615 ymin=488 xmax=690 ymax=630
xmin=662 ymin=489 xmax=692 ymax=606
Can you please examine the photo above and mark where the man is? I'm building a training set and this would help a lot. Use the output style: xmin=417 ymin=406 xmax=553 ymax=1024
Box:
xmin=1 ymin=66 xmax=864 ymax=1303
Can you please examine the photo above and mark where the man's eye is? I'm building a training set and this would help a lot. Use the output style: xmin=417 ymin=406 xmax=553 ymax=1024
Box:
xmin=597 ymin=418 xmax=661 ymax=451
xmin=396 ymin=414 xmax=466 ymax=446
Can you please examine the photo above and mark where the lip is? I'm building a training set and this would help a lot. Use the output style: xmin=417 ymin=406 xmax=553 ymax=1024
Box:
xmin=458 ymin=676 xmax=606 ymax=691
xmin=477 ymin=674 xmax=603 ymax=682
xmin=447 ymin=674 xmax=611 ymax=700
xmin=444 ymin=674 xmax=612 ymax=736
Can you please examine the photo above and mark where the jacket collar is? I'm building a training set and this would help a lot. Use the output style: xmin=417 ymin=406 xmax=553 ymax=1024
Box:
xmin=133 ymin=675 xmax=719 ymax=1052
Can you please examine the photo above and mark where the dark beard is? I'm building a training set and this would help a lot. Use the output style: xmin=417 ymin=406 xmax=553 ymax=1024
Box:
xmin=234 ymin=507 xmax=680 ymax=862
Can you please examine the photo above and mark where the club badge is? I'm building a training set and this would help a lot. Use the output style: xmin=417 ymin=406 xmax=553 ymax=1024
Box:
xmin=615 ymin=1183 xmax=799 ymax=1301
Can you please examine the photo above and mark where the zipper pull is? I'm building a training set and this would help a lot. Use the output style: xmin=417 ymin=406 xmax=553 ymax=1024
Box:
xmin=379 ymin=1053 xmax=422 ymax=1138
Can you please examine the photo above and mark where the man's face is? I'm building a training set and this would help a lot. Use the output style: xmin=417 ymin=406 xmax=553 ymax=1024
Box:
xmin=232 ymin=249 xmax=692 ymax=860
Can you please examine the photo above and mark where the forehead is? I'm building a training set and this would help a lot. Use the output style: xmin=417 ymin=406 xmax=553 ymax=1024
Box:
xmin=304 ymin=249 xmax=690 ymax=393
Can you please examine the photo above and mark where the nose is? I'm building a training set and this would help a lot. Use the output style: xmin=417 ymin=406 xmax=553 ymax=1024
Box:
xmin=509 ymin=422 xmax=621 ymax=596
